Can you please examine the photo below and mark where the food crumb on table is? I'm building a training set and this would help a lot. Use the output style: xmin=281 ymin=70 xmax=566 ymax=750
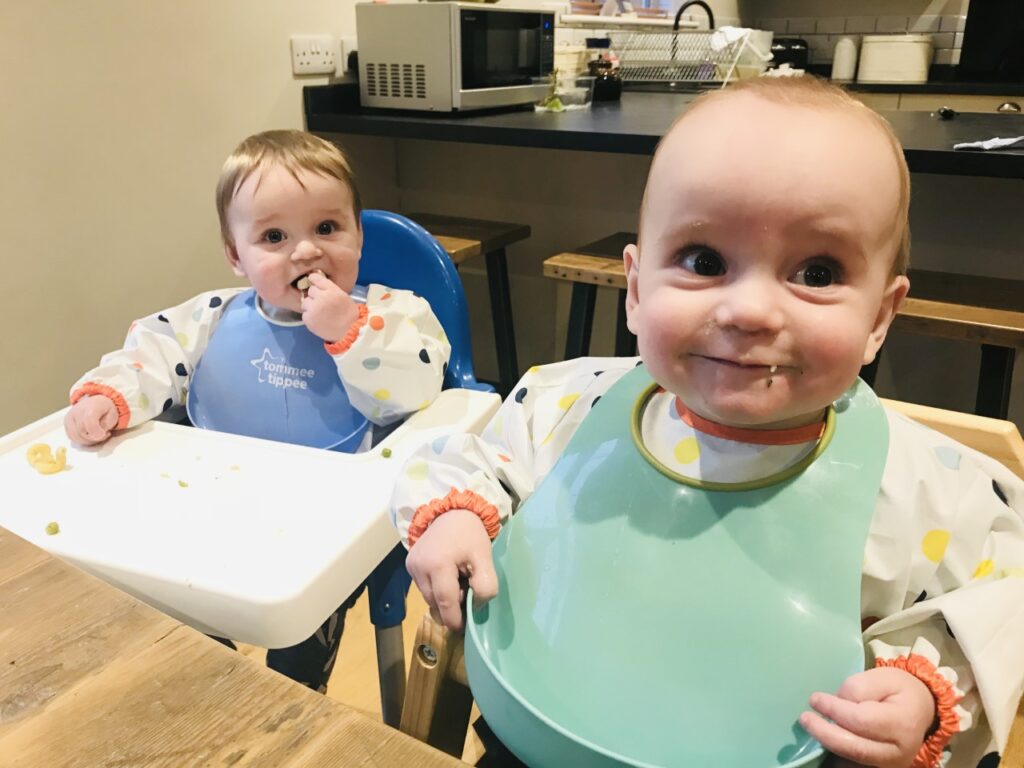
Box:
xmin=26 ymin=443 xmax=68 ymax=475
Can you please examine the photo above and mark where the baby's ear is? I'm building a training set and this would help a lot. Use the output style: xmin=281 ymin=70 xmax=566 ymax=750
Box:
xmin=624 ymin=243 xmax=641 ymax=335
xmin=863 ymin=274 xmax=910 ymax=365
xmin=223 ymin=241 xmax=246 ymax=278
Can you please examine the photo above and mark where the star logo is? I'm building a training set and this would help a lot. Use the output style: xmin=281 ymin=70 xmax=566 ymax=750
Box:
xmin=250 ymin=348 xmax=284 ymax=383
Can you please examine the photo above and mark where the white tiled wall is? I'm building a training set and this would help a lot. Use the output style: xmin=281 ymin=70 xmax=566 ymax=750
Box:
xmin=746 ymin=0 xmax=970 ymax=66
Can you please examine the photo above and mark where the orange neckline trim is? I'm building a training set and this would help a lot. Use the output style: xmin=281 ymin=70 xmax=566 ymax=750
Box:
xmin=674 ymin=397 xmax=825 ymax=446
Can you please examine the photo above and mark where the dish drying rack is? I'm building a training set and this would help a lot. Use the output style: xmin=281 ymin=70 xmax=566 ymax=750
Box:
xmin=609 ymin=28 xmax=773 ymax=88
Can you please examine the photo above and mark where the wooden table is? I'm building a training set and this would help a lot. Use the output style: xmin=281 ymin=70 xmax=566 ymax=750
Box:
xmin=0 ymin=526 xmax=467 ymax=768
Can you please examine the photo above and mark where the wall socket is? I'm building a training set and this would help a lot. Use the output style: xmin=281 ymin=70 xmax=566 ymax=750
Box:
xmin=290 ymin=34 xmax=337 ymax=76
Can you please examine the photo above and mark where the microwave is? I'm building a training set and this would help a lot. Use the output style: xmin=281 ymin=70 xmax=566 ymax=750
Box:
xmin=356 ymin=2 xmax=555 ymax=112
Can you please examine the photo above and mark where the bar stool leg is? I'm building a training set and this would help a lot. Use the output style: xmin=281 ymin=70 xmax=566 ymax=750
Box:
xmin=565 ymin=283 xmax=597 ymax=359
xmin=976 ymin=345 xmax=1015 ymax=419
xmin=485 ymin=248 xmax=519 ymax=397
xmin=614 ymin=288 xmax=637 ymax=357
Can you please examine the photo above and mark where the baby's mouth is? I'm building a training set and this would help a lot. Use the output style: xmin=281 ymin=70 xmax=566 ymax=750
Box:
xmin=292 ymin=269 xmax=325 ymax=296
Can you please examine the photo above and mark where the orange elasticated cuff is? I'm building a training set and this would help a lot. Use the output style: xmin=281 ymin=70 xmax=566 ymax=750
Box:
xmin=875 ymin=653 xmax=963 ymax=768
xmin=70 ymin=383 xmax=132 ymax=431
xmin=407 ymin=487 xmax=501 ymax=548
xmin=325 ymin=304 xmax=370 ymax=356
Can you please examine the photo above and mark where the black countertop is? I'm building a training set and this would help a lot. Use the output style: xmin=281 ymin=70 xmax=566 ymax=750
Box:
xmin=305 ymin=84 xmax=1024 ymax=178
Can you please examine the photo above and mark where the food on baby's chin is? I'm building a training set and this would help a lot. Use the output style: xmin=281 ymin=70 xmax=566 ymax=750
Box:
xmin=26 ymin=443 xmax=68 ymax=475
xmin=45 ymin=522 xmax=60 ymax=536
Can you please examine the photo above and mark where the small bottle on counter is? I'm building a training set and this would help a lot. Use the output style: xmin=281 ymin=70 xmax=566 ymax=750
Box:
xmin=831 ymin=36 xmax=859 ymax=82
xmin=588 ymin=58 xmax=622 ymax=102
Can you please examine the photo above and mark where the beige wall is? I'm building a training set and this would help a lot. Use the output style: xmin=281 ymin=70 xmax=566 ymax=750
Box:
xmin=0 ymin=1 xmax=364 ymax=434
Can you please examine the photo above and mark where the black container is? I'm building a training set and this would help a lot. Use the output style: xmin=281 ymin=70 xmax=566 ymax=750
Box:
xmin=770 ymin=38 xmax=809 ymax=69
xmin=588 ymin=58 xmax=622 ymax=101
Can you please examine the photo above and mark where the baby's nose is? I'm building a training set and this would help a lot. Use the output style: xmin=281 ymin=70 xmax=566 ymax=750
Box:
xmin=292 ymin=239 xmax=323 ymax=260
xmin=715 ymin=277 xmax=785 ymax=333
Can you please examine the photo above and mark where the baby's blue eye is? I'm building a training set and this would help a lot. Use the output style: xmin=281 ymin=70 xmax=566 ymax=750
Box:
xmin=316 ymin=221 xmax=336 ymax=235
xmin=794 ymin=263 xmax=837 ymax=287
xmin=680 ymin=248 xmax=725 ymax=277
xmin=264 ymin=229 xmax=285 ymax=244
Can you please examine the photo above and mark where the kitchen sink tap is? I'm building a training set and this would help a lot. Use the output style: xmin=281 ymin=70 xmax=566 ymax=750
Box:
xmin=673 ymin=0 xmax=715 ymax=31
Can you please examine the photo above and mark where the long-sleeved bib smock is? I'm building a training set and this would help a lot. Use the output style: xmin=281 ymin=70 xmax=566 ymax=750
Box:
xmin=391 ymin=356 xmax=1024 ymax=768
xmin=71 ymin=284 xmax=451 ymax=432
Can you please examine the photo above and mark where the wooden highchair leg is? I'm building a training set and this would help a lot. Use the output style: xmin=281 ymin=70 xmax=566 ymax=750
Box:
xmin=399 ymin=614 xmax=473 ymax=758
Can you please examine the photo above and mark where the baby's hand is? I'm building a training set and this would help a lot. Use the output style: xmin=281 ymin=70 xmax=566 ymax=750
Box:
xmin=800 ymin=667 xmax=935 ymax=768
xmin=300 ymin=271 xmax=359 ymax=343
xmin=64 ymin=395 xmax=119 ymax=446
xmin=406 ymin=509 xmax=498 ymax=632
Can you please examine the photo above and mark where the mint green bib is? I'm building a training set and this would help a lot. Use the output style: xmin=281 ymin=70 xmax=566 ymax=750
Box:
xmin=466 ymin=365 xmax=888 ymax=768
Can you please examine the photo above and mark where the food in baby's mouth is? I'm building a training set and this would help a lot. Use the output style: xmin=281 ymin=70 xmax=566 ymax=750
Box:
xmin=26 ymin=444 xmax=67 ymax=475
xmin=296 ymin=275 xmax=311 ymax=292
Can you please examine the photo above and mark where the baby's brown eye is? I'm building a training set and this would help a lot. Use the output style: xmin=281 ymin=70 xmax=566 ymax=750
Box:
xmin=795 ymin=264 xmax=836 ymax=287
xmin=681 ymin=248 xmax=725 ymax=277
xmin=316 ymin=221 xmax=336 ymax=235
xmin=264 ymin=229 xmax=284 ymax=244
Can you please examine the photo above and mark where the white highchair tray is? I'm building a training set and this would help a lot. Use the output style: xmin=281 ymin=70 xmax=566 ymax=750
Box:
xmin=0 ymin=389 xmax=499 ymax=647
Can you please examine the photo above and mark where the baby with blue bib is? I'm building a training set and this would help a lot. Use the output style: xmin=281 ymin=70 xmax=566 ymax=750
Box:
xmin=392 ymin=78 xmax=1024 ymax=768
xmin=66 ymin=129 xmax=451 ymax=691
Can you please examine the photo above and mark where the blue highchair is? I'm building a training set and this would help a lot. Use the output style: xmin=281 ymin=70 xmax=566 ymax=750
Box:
xmin=187 ymin=210 xmax=492 ymax=723
xmin=358 ymin=210 xmax=493 ymax=724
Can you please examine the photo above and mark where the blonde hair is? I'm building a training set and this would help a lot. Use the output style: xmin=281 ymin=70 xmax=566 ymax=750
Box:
xmin=216 ymin=130 xmax=363 ymax=245
xmin=642 ymin=76 xmax=911 ymax=277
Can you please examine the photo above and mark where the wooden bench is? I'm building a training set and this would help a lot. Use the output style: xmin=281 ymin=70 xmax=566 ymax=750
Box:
xmin=405 ymin=212 xmax=531 ymax=397
xmin=544 ymin=231 xmax=1024 ymax=419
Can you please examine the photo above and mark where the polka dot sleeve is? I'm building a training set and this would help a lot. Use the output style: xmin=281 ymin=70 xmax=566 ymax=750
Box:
xmin=69 ymin=288 xmax=244 ymax=429
xmin=330 ymin=284 xmax=451 ymax=426
xmin=390 ymin=357 xmax=637 ymax=548
xmin=862 ymin=411 xmax=1024 ymax=768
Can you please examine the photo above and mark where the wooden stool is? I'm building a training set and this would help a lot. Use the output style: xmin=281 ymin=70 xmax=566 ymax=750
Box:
xmin=543 ymin=232 xmax=636 ymax=360
xmin=406 ymin=212 xmax=531 ymax=396
xmin=545 ymin=232 xmax=1024 ymax=419
xmin=865 ymin=270 xmax=1024 ymax=419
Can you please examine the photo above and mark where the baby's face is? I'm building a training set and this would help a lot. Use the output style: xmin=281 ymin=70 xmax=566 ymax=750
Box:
xmin=225 ymin=163 xmax=361 ymax=313
xmin=626 ymin=93 xmax=908 ymax=429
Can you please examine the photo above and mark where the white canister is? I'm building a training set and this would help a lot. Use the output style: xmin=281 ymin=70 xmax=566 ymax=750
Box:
xmin=857 ymin=34 xmax=933 ymax=84
xmin=831 ymin=36 xmax=859 ymax=82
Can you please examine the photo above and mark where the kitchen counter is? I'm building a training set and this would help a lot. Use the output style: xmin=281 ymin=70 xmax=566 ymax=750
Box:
xmin=305 ymin=84 xmax=1024 ymax=178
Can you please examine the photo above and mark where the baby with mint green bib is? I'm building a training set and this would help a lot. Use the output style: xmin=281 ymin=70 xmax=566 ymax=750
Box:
xmin=391 ymin=77 xmax=1024 ymax=768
